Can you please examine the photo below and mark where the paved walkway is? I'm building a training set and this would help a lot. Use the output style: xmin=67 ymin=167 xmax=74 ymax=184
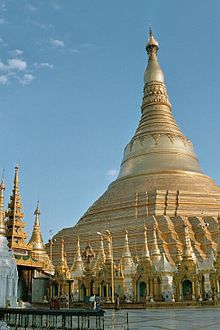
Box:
xmin=104 ymin=308 xmax=220 ymax=330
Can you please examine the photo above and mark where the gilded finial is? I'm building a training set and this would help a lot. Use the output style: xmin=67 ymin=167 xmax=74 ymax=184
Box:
xmin=146 ymin=27 xmax=159 ymax=53
xmin=14 ymin=163 xmax=19 ymax=187
xmin=34 ymin=199 xmax=40 ymax=216
xmin=144 ymin=27 xmax=164 ymax=84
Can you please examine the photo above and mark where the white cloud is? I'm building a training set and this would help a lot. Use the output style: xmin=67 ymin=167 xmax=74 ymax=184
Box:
xmin=34 ymin=62 xmax=54 ymax=69
xmin=19 ymin=73 xmax=35 ymax=85
xmin=0 ymin=75 xmax=8 ymax=84
xmin=106 ymin=169 xmax=119 ymax=177
xmin=50 ymin=39 xmax=64 ymax=47
xmin=7 ymin=58 xmax=27 ymax=71
xmin=0 ymin=57 xmax=34 ymax=85
xmin=9 ymin=49 xmax=24 ymax=57
xmin=0 ymin=58 xmax=27 ymax=71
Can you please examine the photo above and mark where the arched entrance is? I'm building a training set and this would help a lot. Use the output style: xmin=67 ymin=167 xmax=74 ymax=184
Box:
xmin=102 ymin=284 xmax=107 ymax=298
xmin=80 ymin=284 xmax=86 ymax=302
xmin=90 ymin=280 xmax=94 ymax=296
xmin=182 ymin=279 xmax=192 ymax=300
xmin=137 ymin=281 xmax=146 ymax=302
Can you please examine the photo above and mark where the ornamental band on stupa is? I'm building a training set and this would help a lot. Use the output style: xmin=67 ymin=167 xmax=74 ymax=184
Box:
xmin=50 ymin=30 xmax=220 ymax=302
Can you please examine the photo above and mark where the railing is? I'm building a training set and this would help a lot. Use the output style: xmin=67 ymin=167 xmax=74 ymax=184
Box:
xmin=0 ymin=308 xmax=105 ymax=330
xmin=104 ymin=312 xmax=129 ymax=330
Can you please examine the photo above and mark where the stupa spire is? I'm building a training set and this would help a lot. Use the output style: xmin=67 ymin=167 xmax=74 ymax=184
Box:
xmin=95 ymin=236 xmax=106 ymax=270
xmin=151 ymin=225 xmax=161 ymax=263
xmin=118 ymin=30 xmax=202 ymax=179
xmin=76 ymin=236 xmax=83 ymax=261
xmin=5 ymin=164 xmax=29 ymax=251
xmin=142 ymin=226 xmax=150 ymax=259
xmin=61 ymin=237 xmax=65 ymax=263
xmin=29 ymin=201 xmax=45 ymax=253
xmin=120 ymin=230 xmax=135 ymax=275
xmin=0 ymin=177 xmax=5 ymax=237
xmin=106 ymin=236 xmax=112 ymax=261
xmin=11 ymin=164 xmax=22 ymax=219
xmin=99 ymin=236 xmax=106 ymax=261
xmin=70 ymin=236 xmax=84 ymax=274
xmin=56 ymin=238 xmax=70 ymax=278
xmin=182 ymin=223 xmax=196 ymax=262
xmin=82 ymin=240 xmax=95 ymax=270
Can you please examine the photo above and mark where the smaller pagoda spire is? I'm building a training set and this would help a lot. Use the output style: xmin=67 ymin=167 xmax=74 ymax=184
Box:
xmin=5 ymin=164 xmax=28 ymax=250
xmin=61 ymin=237 xmax=65 ymax=263
xmin=120 ymin=230 xmax=135 ymax=275
xmin=99 ymin=236 xmax=106 ymax=261
xmin=56 ymin=238 xmax=70 ymax=278
xmin=14 ymin=163 xmax=19 ymax=187
xmin=106 ymin=236 xmax=112 ymax=261
xmin=70 ymin=236 xmax=84 ymax=275
xmin=75 ymin=236 xmax=83 ymax=262
xmin=0 ymin=176 xmax=5 ymax=237
xmin=11 ymin=164 xmax=23 ymax=219
xmin=82 ymin=240 xmax=95 ymax=270
xmin=182 ymin=224 xmax=196 ymax=262
xmin=142 ymin=226 xmax=150 ymax=259
xmin=175 ymin=244 xmax=183 ymax=266
xmin=155 ymin=253 xmax=175 ymax=273
xmin=95 ymin=236 xmax=106 ymax=270
xmin=151 ymin=225 xmax=161 ymax=263
xmin=29 ymin=201 xmax=45 ymax=253
xmin=123 ymin=230 xmax=131 ymax=256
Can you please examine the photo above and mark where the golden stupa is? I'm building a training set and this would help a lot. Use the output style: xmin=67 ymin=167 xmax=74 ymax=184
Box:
xmin=52 ymin=30 xmax=220 ymax=269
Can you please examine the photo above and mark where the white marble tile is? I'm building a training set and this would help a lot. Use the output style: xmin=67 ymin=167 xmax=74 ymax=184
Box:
xmin=104 ymin=308 xmax=220 ymax=330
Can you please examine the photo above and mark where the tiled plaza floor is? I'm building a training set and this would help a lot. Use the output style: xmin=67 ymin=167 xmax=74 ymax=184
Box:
xmin=104 ymin=308 xmax=220 ymax=330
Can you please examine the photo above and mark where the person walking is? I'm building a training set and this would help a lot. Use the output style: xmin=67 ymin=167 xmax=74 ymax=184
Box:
xmin=65 ymin=294 xmax=70 ymax=308
xmin=115 ymin=294 xmax=120 ymax=311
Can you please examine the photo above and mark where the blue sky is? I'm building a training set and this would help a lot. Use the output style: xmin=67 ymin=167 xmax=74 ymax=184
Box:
xmin=1 ymin=0 xmax=220 ymax=242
